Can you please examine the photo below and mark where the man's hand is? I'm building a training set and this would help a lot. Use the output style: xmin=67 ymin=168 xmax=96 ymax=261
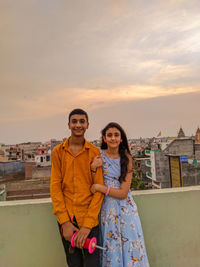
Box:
xmin=62 ymin=221 xmax=79 ymax=242
xmin=73 ymin=227 xmax=91 ymax=248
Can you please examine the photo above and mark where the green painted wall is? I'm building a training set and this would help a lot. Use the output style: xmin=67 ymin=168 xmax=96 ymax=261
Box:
xmin=133 ymin=187 xmax=200 ymax=267
xmin=0 ymin=187 xmax=200 ymax=267
xmin=0 ymin=200 xmax=66 ymax=267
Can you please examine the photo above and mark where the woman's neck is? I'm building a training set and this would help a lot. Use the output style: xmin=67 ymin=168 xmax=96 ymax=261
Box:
xmin=105 ymin=147 xmax=120 ymax=158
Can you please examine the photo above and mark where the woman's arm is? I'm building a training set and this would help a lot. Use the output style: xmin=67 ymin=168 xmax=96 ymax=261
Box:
xmin=91 ymin=155 xmax=133 ymax=199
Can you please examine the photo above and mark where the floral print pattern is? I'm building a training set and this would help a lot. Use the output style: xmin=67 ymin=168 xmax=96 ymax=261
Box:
xmin=100 ymin=150 xmax=149 ymax=267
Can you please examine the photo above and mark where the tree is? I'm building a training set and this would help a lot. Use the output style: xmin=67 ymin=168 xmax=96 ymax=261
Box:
xmin=131 ymin=176 xmax=145 ymax=190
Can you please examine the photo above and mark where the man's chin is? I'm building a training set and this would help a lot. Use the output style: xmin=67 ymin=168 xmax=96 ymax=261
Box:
xmin=73 ymin=131 xmax=85 ymax=137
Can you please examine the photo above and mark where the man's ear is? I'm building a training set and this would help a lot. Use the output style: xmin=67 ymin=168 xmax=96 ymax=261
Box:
xmin=87 ymin=122 xmax=89 ymax=129
xmin=68 ymin=122 xmax=70 ymax=129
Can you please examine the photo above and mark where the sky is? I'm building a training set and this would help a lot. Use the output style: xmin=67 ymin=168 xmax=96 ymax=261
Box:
xmin=0 ymin=0 xmax=200 ymax=144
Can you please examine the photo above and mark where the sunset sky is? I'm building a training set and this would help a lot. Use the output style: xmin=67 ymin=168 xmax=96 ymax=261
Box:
xmin=1 ymin=0 xmax=200 ymax=144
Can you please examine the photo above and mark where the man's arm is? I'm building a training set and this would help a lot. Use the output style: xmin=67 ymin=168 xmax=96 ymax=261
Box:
xmin=82 ymin=166 xmax=104 ymax=228
xmin=73 ymin=165 xmax=104 ymax=248
xmin=51 ymin=147 xmax=79 ymax=241
xmin=50 ymin=147 xmax=70 ymax=224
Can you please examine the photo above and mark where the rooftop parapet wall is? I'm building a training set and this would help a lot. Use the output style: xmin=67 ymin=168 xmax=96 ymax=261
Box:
xmin=0 ymin=186 xmax=200 ymax=267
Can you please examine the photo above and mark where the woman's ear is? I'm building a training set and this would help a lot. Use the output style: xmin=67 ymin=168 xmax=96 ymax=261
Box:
xmin=103 ymin=136 xmax=107 ymax=143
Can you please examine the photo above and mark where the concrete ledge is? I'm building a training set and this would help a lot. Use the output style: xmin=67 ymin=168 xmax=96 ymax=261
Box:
xmin=0 ymin=186 xmax=200 ymax=267
xmin=132 ymin=185 xmax=200 ymax=195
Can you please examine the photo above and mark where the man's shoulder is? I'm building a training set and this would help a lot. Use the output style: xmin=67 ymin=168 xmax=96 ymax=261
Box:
xmin=52 ymin=140 xmax=66 ymax=154
xmin=86 ymin=141 xmax=100 ymax=154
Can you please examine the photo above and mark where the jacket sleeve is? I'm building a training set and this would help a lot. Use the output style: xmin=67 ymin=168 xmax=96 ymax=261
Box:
xmin=82 ymin=155 xmax=104 ymax=229
xmin=50 ymin=147 xmax=70 ymax=224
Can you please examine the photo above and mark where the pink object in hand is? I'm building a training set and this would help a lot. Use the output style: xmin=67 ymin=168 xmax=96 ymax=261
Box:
xmin=71 ymin=232 xmax=97 ymax=254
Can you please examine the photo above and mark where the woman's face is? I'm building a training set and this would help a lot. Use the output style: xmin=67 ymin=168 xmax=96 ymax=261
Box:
xmin=103 ymin=127 xmax=121 ymax=149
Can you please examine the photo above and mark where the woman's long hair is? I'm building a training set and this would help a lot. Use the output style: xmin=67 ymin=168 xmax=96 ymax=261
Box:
xmin=101 ymin=122 xmax=131 ymax=183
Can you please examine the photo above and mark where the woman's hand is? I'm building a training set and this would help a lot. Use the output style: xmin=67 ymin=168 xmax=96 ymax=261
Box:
xmin=91 ymin=155 xmax=104 ymax=171
xmin=90 ymin=184 xmax=98 ymax=194
xmin=91 ymin=184 xmax=106 ymax=194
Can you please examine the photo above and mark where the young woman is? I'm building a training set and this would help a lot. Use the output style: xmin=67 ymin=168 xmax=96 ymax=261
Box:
xmin=90 ymin=122 xmax=149 ymax=267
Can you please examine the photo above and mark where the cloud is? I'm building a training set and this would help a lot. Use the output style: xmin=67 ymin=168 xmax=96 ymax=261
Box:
xmin=1 ymin=0 xmax=200 ymax=143
xmin=1 ymin=85 xmax=199 ymax=122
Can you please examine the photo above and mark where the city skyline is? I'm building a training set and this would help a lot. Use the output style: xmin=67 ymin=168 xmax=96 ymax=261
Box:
xmin=1 ymin=0 xmax=200 ymax=144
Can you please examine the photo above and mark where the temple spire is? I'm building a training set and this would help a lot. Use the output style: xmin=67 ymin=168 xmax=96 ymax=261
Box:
xmin=177 ymin=126 xmax=185 ymax=138
xmin=195 ymin=127 xmax=200 ymax=144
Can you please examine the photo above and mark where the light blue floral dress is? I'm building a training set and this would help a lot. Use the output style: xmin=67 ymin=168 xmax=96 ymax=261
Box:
xmin=100 ymin=150 xmax=149 ymax=267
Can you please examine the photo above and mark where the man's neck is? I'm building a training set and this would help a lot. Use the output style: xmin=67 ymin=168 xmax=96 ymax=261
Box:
xmin=69 ymin=135 xmax=85 ymax=146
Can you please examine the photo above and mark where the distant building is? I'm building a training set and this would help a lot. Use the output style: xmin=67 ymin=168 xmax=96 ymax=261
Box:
xmin=164 ymin=138 xmax=194 ymax=157
xmin=19 ymin=142 xmax=42 ymax=161
xmin=195 ymin=127 xmax=200 ymax=144
xmin=5 ymin=177 xmax=50 ymax=201
xmin=145 ymin=127 xmax=200 ymax=188
xmin=0 ymin=142 xmax=42 ymax=162
xmin=0 ymin=185 xmax=6 ymax=201
xmin=50 ymin=139 xmax=62 ymax=152
xmin=35 ymin=146 xmax=51 ymax=167
xmin=4 ymin=145 xmax=21 ymax=161
xmin=145 ymin=149 xmax=170 ymax=189
xmin=194 ymin=127 xmax=200 ymax=160
xmin=0 ymin=161 xmax=25 ymax=180
xmin=177 ymin=127 xmax=185 ymax=138
xmin=0 ymin=150 xmax=8 ymax=162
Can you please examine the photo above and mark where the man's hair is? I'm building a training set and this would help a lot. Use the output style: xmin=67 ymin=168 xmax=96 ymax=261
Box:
xmin=68 ymin=109 xmax=89 ymax=122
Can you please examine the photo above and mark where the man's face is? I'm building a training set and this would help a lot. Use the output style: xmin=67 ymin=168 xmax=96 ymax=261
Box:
xmin=68 ymin=114 xmax=89 ymax=137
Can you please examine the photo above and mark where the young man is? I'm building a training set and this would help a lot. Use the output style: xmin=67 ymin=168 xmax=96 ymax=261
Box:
xmin=50 ymin=108 xmax=104 ymax=267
